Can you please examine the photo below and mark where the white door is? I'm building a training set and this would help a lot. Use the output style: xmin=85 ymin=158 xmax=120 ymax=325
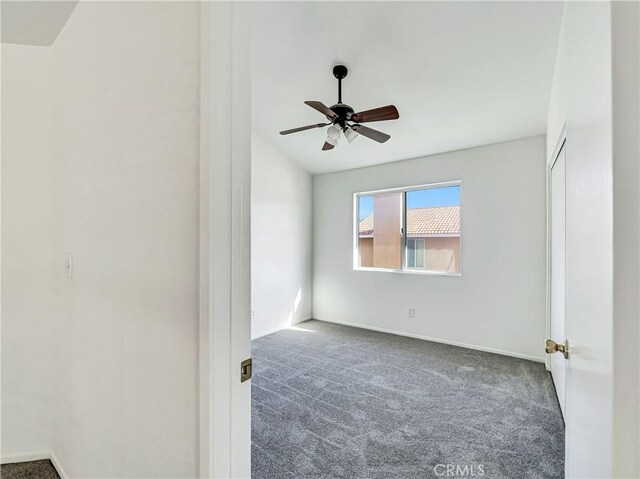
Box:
xmin=550 ymin=143 xmax=567 ymax=418
xmin=556 ymin=3 xmax=615 ymax=477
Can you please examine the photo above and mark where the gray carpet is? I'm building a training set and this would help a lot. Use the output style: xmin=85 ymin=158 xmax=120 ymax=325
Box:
xmin=251 ymin=320 xmax=564 ymax=479
xmin=1 ymin=460 xmax=60 ymax=479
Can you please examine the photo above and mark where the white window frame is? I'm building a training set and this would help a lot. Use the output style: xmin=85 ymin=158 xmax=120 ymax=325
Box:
xmin=353 ymin=180 xmax=462 ymax=276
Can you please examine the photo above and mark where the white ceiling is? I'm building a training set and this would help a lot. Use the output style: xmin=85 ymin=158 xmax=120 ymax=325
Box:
xmin=252 ymin=2 xmax=563 ymax=175
xmin=1 ymin=1 xmax=78 ymax=46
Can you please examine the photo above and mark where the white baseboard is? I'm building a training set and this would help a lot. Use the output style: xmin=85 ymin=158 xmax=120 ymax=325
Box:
xmin=251 ymin=316 xmax=313 ymax=340
xmin=2 ymin=451 xmax=67 ymax=478
xmin=1 ymin=451 xmax=50 ymax=464
xmin=50 ymin=451 xmax=68 ymax=479
xmin=313 ymin=317 xmax=545 ymax=363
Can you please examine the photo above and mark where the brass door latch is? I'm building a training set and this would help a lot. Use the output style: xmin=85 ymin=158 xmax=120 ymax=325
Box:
xmin=240 ymin=358 xmax=252 ymax=383
xmin=545 ymin=339 xmax=569 ymax=359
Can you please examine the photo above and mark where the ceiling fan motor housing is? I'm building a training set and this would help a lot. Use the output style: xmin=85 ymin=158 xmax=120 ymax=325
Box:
xmin=329 ymin=103 xmax=355 ymax=126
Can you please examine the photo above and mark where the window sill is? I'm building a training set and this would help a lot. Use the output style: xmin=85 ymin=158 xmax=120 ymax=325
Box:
xmin=353 ymin=267 xmax=462 ymax=277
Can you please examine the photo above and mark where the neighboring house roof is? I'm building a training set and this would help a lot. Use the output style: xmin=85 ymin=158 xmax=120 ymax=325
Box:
xmin=359 ymin=206 xmax=460 ymax=236
xmin=359 ymin=214 xmax=375 ymax=236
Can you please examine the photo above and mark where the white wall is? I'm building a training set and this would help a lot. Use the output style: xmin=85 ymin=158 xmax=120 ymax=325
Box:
xmin=2 ymin=3 xmax=201 ymax=477
xmin=611 ymin=2 xmax=640 ymax=476
xmin=53 ymin=4 xmax=200 ymax=477
xmin=1 ymin=44 xmax=58 ymax=457
xmin=251 ymin=134 xmax=312 ymax=338
xmin=313 ymin=136 xmax=546 ymax=361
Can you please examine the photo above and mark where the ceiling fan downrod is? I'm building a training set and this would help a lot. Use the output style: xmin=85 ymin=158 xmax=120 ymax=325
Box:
xmin=333 ymin=64 xmax=348 ymax=104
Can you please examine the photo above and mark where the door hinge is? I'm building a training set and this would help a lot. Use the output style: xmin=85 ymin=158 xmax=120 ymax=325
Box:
xmin=240 ymin=358 xmax=252 ymax=383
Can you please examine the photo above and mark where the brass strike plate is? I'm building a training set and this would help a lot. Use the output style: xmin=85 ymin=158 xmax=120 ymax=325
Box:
xmin=241 ymin=358 xmax=252 ymax=383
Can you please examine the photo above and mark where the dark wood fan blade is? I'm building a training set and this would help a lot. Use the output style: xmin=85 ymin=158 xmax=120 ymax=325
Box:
xmin=305 ymin=101 xmax=337 ymax=119
xmin=351 ymin=105 xmax=399 ymax=123
xmin=351 ymin=124 xmax=391 ymax=143
xmin=280 ymin=123 xmax=329 ymax=135
xmin=322 ymin=141 xmax=335 ymax=151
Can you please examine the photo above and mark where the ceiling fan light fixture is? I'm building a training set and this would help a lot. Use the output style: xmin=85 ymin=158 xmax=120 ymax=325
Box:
xmin=326 ymin=134 xmax=338 ymax=146
xmin=327 ymin=125 xmax=341 ymax=140
xmin=344 ymin=127 xmax=358 ymax=143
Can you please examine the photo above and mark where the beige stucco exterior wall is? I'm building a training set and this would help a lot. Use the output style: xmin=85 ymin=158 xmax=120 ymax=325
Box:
xmin=359 ymin=236 xmax=460 ymax=272
xmin=423 ymin=237 xmax=460 ymax=272
xmin=359 ymin=238 xmax=374 ymax=267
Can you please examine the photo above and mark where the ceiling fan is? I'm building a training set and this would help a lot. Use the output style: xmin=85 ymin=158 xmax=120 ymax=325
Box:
xmin=279 ymin=65 xmax=400 ymax=151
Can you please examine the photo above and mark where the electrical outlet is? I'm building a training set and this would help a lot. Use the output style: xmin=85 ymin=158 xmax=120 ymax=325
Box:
xmin=251 ymin=309 xmax=256 ymax=319
xmin=408 ymin=308 xmax=415 ymax=318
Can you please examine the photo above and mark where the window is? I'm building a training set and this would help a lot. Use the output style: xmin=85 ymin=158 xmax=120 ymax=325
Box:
xmin=355 ymin=182 xmax=461 ymax=274
xmin=407 ymin=239 xmax=425 ymax=269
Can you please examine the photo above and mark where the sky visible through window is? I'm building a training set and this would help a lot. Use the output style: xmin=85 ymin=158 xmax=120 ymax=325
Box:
xmin=358 ymin=185 xmax=460 ymax=220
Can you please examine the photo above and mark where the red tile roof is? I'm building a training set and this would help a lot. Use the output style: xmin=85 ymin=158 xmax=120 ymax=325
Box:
xmin=359 ymin=206 xmax=460 ymax=236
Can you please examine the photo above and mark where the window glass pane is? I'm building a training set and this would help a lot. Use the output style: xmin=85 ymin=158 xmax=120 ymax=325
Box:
xmin=407 ymin=239 xmax=416 ymax=268
xmin=358 ymin=193 xmax=402 ymax=269
xmin=415 ymin=239 xmax=425 ymax=268
xmin=358 ymin=195 xmax=374 ymax=268
xmin=406 ymin=186 xmax=460 ymax=273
